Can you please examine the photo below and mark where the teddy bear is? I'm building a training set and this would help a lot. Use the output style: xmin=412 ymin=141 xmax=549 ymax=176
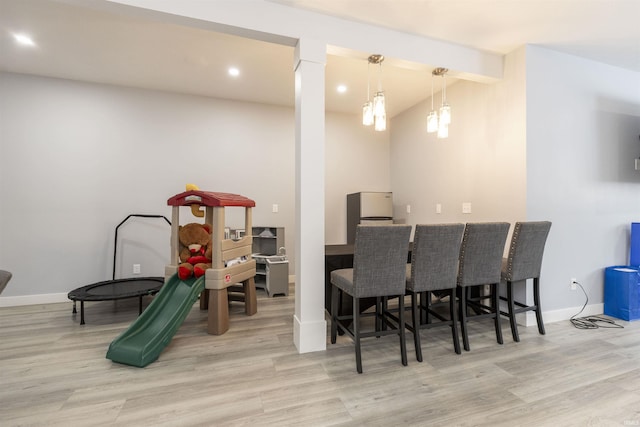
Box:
xmin=177 ymin=222 xmax=213 ymax=280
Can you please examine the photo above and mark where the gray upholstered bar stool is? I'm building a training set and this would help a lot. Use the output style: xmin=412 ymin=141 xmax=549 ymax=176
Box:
xmin=457 ymin=222 xmax=510 ymax=351
xmin=330 ymin=224 xmax=412 ymax=374
xmin=0 ymin=270 xmax=12 ymax=294
xmin=406 ymin=224 xmax=464 ymax=361
xmin=500 ymin=221 xmax=552 ymax=342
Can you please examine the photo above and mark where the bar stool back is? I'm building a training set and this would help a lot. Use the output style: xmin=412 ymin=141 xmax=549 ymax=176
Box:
xmin=501 ymin=221 xmax=552 ymax=342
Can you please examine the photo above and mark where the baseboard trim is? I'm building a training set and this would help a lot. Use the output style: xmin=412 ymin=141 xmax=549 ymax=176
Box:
xmin=513 ymin=302 xmax=604 ymax=327
xmin=293 ymin=314 xmax=326 ymax=353
xmin=0 ymin=292 xmax=70 ymax=307
xmin=542 ymin=303 xmax=604 ymax=324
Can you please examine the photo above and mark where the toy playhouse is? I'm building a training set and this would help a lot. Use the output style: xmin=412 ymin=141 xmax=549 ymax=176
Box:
xmin=167 ymin=190 xmax=257 ymax=334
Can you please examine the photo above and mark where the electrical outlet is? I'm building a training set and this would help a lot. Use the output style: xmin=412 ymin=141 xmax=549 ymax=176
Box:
xmin=133 ymin=264 xmax=141 ymax=275
xmin=570 ymin=278 xmax=577 ymax=290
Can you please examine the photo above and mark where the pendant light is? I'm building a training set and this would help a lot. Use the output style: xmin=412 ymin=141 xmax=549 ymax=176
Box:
xmin=428 ymin=67 xmax=452 ymax=139
xmin=439 ymin=72 xmax=451 ymax=126
xmin=362 ymin=60 xmax=374 ymax=126
xmin=362 ymin=54 xmax=386 ymax=131
xmin=427 ymin=71 xmax=438 ymax=133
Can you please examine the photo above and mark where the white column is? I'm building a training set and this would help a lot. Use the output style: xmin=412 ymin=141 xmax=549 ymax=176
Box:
xmin=293 ymin=38 xmax=327 ymax=353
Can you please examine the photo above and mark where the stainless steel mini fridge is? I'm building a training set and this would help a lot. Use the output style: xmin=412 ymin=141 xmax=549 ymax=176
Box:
xmin=347 ymin=192 xmax=394 ymax=243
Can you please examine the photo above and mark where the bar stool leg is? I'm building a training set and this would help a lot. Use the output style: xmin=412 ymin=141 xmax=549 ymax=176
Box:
xmin=354 ymin=298 xmax=363 ymax=374
xmin=411 ymin=292 xmax=423 ymax=362
xmin=533 ymin=278 xmax=546 ymax=335
xmin=507 ymin=280 xmax=520 ymax=342
xmin=492 ymin=283 xmax=503 ymax=345
xmin=459 ymin=287 xmax=470 ymax=351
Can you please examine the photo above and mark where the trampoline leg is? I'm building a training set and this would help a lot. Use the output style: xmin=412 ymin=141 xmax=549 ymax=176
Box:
xmin=72 ymin=301 xmax=77 ymax=314
xmin=138 ymin=296 xmax=143 ymax=315
xmin=80 ymin=301 xmax=85 ymax=325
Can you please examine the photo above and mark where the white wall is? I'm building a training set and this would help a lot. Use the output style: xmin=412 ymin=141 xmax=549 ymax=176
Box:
xmin=390 ymin=48 xmax=527 ymax=236
xmin=0 ymin=72 xmax=388 ymax=301
xmin=325 ymin=111 xmax=390 ymax=244
xmin=526 ymin=46 xmax=640 ymax=314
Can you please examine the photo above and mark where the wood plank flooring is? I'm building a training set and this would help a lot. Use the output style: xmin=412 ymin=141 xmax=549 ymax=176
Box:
xmin=1 ymin=286 xmax=639 ymax=426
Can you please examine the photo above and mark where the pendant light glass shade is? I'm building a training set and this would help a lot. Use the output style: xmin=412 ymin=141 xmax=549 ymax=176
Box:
xmin=374 ymin=114 xmax=387 ymax=131
xmin=374 ymin=110 xmax=386 ymax=131
xmin=427 ymin=111 xmax=438 ymax=132
xmin=373 ymin=91 xmax=386 ymax=131
xmin=437 ymin=122 xmax=448 ymax=139
xmin=362 ymin=101 xmax=374 ymax=126
xmin=439 ymin=102 xmax=451 ymax=125
xmin=373 ymin=91 xmax=385 ymax=116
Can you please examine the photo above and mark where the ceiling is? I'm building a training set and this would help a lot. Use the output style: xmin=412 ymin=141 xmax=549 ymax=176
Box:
xmin=274 ymin=0 xmax=640 ymax=73
xmin=1 ymin=0 xmax=638 ymax=119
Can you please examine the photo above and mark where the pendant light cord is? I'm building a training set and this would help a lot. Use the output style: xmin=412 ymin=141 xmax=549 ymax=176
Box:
xmin=430 ymin=73 xmax=434 ymax=109
xmin=442 ymin=73 xmax=447 ymax=104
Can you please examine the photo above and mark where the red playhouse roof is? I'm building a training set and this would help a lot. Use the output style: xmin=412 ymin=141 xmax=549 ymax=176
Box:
xmin=167 ymin=190 xmax=256 ymax=208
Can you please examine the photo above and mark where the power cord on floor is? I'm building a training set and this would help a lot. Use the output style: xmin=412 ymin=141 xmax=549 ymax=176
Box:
xmin=569 ymin=281 xmax=624 ymax=329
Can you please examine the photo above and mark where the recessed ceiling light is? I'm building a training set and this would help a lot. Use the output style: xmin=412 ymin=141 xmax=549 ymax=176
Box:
xmin=337 ymin=85 xmax=347 ymax=93
xmin=13 ymin=33 xmax=35 ymax=47
xmin=228 ymin=67 xmax=240 ymax=77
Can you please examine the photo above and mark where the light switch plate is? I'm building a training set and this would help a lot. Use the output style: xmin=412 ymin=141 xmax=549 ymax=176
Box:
xmin=462 ymin=202 xmax=472 ymax=214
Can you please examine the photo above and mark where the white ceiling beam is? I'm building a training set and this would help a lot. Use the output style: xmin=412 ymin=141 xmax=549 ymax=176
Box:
xmin=80 ymin=0 xmax=503 ymax=83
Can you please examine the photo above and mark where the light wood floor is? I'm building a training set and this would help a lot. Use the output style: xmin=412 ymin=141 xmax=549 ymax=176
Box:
xmin=1 ymin=286 xmax=639 ymax=426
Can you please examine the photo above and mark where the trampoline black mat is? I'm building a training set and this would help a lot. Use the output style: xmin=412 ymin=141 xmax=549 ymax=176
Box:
xmin=68 ymin=277 xmax=164 ymax=325
xmin=68 ymin=277 xmax=164 ymax=301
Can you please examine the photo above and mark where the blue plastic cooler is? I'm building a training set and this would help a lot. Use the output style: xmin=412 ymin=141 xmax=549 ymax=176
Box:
xmin=604 ymin=266 xmax=640 ymax=321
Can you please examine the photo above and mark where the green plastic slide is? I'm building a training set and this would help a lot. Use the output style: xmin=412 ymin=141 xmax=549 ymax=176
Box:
xmin=106 ymin=274 xmax=205 ymax=367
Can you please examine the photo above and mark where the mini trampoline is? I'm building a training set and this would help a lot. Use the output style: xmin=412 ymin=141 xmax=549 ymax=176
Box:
xmin=68 ymin=214 xmax=170 ymax=325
